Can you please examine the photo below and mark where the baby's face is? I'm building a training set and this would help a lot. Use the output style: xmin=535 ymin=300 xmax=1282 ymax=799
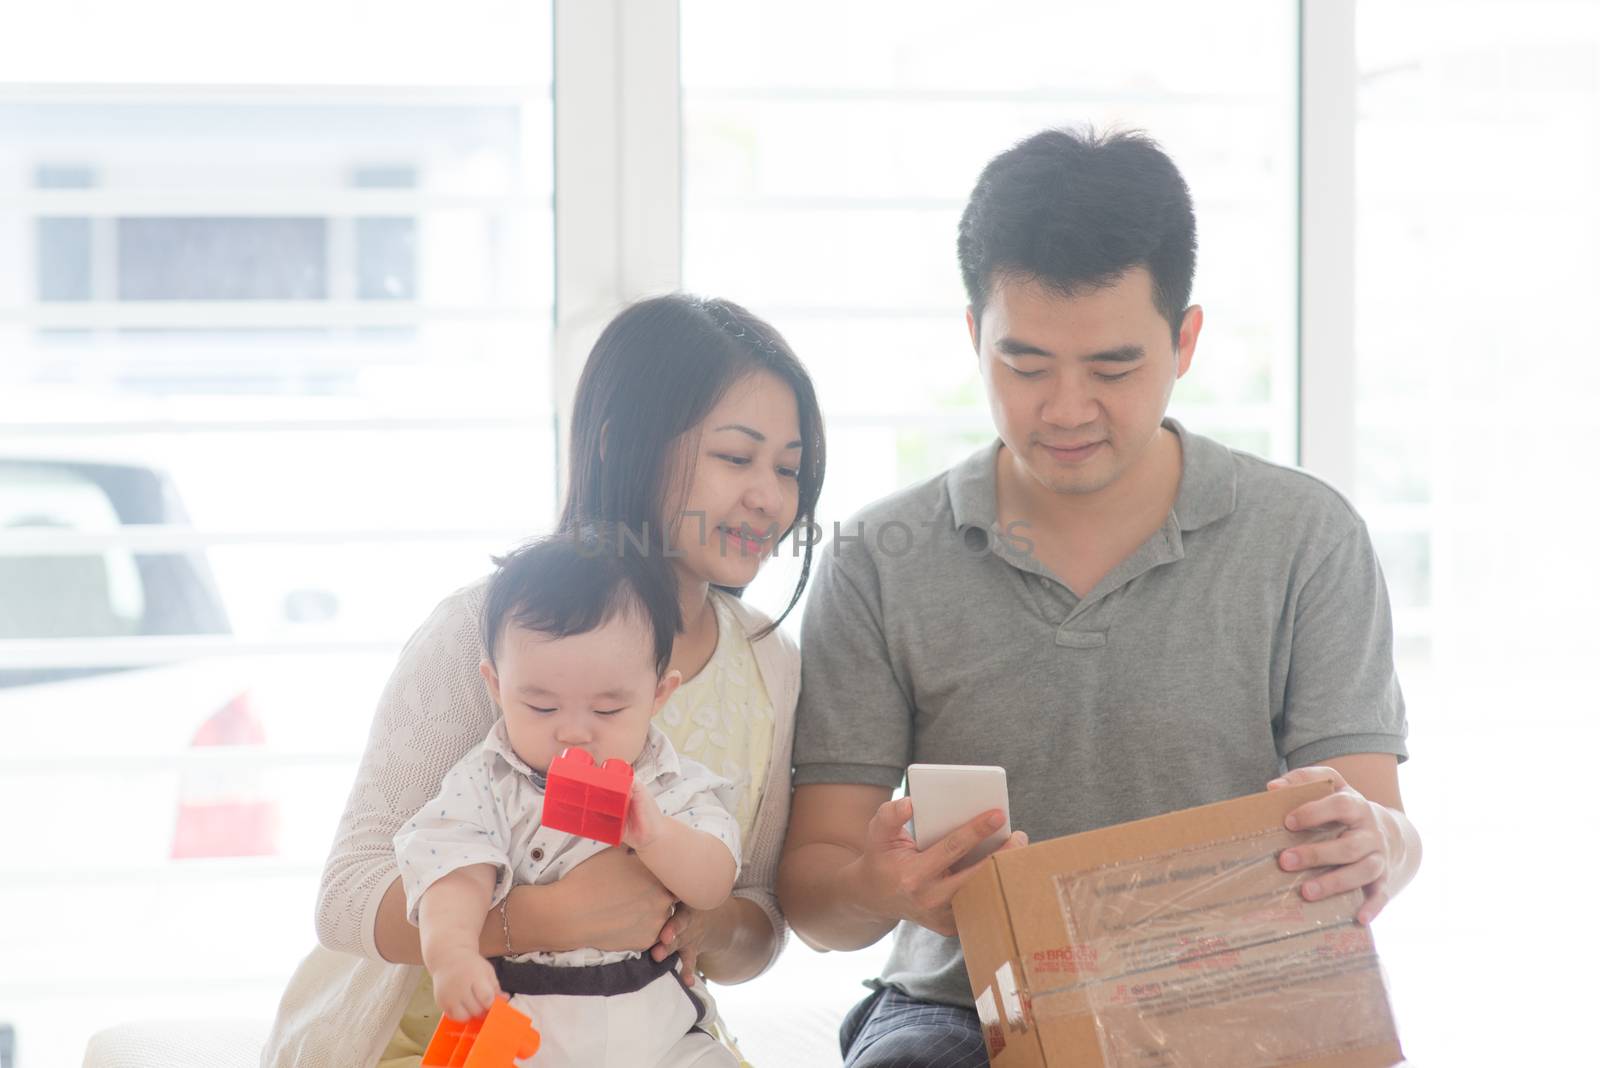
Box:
xmin=482 ymin=611 xmax=675 ymax=773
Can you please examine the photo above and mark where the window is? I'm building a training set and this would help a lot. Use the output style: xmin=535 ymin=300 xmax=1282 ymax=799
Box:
xmin=1352 ymin=2 xmax=1600 ymax=1062
xmin=0 ymin=4 xmax=553 ymax=1064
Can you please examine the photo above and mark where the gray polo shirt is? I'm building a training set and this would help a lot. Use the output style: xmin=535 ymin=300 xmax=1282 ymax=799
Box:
xmin=792 ymin=419 xmax=1408 ymax=1008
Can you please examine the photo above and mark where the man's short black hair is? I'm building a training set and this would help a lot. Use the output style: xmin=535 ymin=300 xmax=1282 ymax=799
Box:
xmin=481 ymin=528 xmax=680 ymax=677
xmin=957 ymin=127 xmax=1197 ymax=342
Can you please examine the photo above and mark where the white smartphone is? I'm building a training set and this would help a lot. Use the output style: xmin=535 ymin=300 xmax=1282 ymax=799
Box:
xmin=906 ymin=763 xmax=1012 ymax=871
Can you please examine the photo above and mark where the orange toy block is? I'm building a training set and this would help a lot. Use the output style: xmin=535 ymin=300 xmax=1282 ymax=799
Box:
xmin=542 ymin=746 xmax=633 ymax=845
xmin=422 ymin=996 xmax=541 ymax=1067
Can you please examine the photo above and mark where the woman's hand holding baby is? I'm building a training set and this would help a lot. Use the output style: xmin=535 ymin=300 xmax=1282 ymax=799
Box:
xmin=552 ymin=847 xmax=677 ymax=952
xmin=650 ymin=903 xmax=726 ymax=986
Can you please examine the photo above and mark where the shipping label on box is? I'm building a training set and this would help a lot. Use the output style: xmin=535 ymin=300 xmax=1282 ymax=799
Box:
xmin=1052 ymin=827 xmax=1397 ymax=1066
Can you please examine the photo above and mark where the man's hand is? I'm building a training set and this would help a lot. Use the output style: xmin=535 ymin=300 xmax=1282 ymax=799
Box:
xmin=430 ymin=950 xmax=500 ymax=1021
xmin=1269 ymin=765 xmax=1416 ymax=925
xmin=847 ymin=796 xmax=1027 ymax=938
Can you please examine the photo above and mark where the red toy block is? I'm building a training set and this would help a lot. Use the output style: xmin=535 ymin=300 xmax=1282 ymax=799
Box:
xmin=422 ymin=995 xmax=541 ymax=1067
xmin=543 ymin=746 xmax=634 ymax=845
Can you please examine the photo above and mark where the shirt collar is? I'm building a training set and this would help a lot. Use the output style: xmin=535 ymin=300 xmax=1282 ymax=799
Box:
xmin=484 ymin=719 xmax=679 ymax=789
xmin=947 ymin=438 xmax=1002 ymax=532
xmin=946 ymin=417 xmax=1236 ymax=534
xmin=1167 ymin=417 xmax=1237 ymax=532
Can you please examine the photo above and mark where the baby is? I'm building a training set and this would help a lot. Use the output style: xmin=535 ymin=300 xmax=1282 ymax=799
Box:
xmin=394 ymin=533 xmax=740 ymax=1067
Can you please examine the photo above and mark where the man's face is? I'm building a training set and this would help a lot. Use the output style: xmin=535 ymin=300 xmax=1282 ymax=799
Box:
xmin=970 ymin=269 xmax=1200 ymax=499
xmin=480 ymin=611 xmax=677 ymax=772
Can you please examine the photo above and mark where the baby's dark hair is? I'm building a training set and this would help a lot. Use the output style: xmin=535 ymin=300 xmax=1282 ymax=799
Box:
xmin=480 ymin=529 xmax=681 ymax=677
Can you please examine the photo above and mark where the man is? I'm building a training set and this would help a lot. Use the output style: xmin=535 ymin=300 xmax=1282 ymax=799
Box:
xmin=777 ymin=128 xmax=1422 ymax=1066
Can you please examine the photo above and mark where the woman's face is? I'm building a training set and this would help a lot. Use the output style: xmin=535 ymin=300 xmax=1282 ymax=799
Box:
xmin=667 ymin=371 xmax=804 ymax=590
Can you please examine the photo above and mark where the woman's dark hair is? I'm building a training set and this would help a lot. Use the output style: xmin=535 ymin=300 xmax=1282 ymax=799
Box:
xmin=482 ymin=530 xmax=679 ymax=678
xmin=957 ymin=127 xmax=1197 ymax=343
xmin=558 ymin=294 xmax=825 ymax=637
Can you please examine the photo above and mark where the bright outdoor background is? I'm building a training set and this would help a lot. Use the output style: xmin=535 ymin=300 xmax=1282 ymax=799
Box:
xmin=1 ymin=1 xmax=1595 ymax=1065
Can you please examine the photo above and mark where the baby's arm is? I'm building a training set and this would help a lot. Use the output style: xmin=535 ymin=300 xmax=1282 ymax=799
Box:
xmin=394 ymin=746 xmax=515 ymax=1019
xmin=418 ymin=864 xmax=501 ymax=1020
xmin=624 ymin=782 xmax=738 ymax=911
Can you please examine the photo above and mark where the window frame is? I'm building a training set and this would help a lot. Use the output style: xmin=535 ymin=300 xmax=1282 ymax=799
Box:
xmin=1298 ymin=0 xmax=1358 ymax=493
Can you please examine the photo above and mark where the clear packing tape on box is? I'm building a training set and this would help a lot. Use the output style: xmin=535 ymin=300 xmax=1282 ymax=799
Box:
xmin=973 ymin=826 xmax=1401 ymax=1067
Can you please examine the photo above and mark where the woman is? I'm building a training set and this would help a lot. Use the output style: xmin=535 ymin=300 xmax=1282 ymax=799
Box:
xmin=263 ymin=294 xmax=825 ymax=1066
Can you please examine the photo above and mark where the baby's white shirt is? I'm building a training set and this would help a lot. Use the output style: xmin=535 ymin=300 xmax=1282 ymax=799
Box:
xmin=395 ymin=720 xmax=741 ymax=967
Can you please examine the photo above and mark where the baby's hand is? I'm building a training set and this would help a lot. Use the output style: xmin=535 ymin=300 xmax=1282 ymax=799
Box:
xmin=622 ymin=781 xmax=665 ymax=851
xmin=431 ymin=951 xmax=500 ymax=1021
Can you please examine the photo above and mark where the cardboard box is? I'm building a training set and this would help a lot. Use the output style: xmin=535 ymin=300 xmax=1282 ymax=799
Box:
xmin=953 ymin=781 xmax=1403 ymax=1068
